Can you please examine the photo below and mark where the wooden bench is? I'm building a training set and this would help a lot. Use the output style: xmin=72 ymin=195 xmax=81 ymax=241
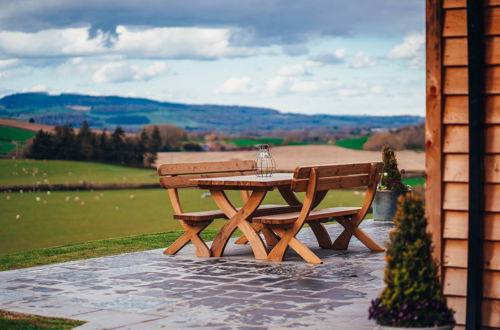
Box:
xmin=158 ymin=160 xmax=297 ymax=257
xmin=252 ymin=162 xmax=384 ymax=264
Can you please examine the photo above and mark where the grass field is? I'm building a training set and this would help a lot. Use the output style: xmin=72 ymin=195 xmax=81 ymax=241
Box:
xmin=334 ymin=136 xmax=369 ymax=150
xmin=0 ymin=126 xmax=35 ymax=156
xmin=227 ymin=137 xmax=284 ymax=147
xmin=0 ymin=159 xmax=157 ymax=185
xmin=403 ymin=176 xmax=426 ymax=188
xmin=0 ymin=310 xmax=84 ymax=329
xmin=0 ymin=188 xmax=366 ymax=256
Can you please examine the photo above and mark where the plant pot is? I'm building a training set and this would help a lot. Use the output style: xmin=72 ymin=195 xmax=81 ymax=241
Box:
xmin=375 ymin=325 xmax=453 ymax=330
xmin=373 ymin=190 xmax=402 ymax=221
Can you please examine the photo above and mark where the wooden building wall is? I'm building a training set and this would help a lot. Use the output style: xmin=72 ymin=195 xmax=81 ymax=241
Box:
xmin=426 ymin=0 xmax=500 ymax=328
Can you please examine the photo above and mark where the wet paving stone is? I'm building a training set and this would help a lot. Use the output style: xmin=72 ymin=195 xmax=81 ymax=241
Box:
xmin=0 ymin=221 xmax=390 ymax=328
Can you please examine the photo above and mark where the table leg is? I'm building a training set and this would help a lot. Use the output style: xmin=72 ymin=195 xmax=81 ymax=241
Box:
xmin=210 ymin=190 xmax=268 ymax=259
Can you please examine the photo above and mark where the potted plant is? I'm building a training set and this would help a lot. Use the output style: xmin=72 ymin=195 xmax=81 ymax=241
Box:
xmin=369 ymin=194 xmax=455 ymax=329
xmin=373 ymin=146 xmax=410 ymax=221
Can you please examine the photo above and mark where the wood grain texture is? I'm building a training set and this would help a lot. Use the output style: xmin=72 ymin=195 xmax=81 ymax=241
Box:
xmin=443 ymin=95 xmax=500 ymax=124
xmin=443 ymin=37 xmax=467 ymax=66
xmin=443 ymin=211 xmax=468 ymax=239
xmin=485 ymin=155 xmax=500 ymax=182
xmin=486 ymin=125 xmax=500 ymax=153
xmin=447 ymin=296 xmax=466 ymax=325
xmin=195 ymin=173 xmax=293 ymax=190
xmin=486 ymin=37 xmax=500 ymax=65
xmin=444 ymin=239 xmax=500 ymax=270
xmin=486 ymin=66 xmax=500 ymax=94
xmin=252 ymin=207 xmax=360 ymax=224
xmin=443 ymin=182 xmax=468 ymax=210
xmin=160 ymin=171 xmax=253 ymax=189
xmin=444 ymin=268 xmax=500 ymax=299
xmin=443 ymin=7 xmax=500 ymax=37
xmin=485 ymin=7 xmax=500 ymax=36
xmin=444 ymin=212 xmax=500 ymax=241
xmin=485 ymin=213 xmax=500 ymax=241
xmin=444 ymin=37 xmax=500 ymax=66
xmin=486 ymin=96 xmax=500 ymax=123
xmin=482 ymin=299 xmax=500 ymax=328
xmin=291 ymin=174 xmax=369 ymax=192
xmin=443 ymin=154 xmax=500 ymax=183
xmin=293 ymin=162 xmax=374 ymax=179
xmin=443 ymin=9 xmax=467 ymax=37
xmin=426 ymin=0 xmax=444 ymax=264
xmin=443 ymin=124 xmax=468 ymax=153
xmin=443 ymin=96 xmax=468 ymax=123
xmin=443 ymin=0 xmax=500 ymax=8
xmin=485 ymin=184 xmax=500 ymax=212
xmin=158 ymin=160 xmax=256 ymax=176
xmin=444 ymin=67 xmax=468 ymax=95
xmin=443 ymin=154 xmax=468 ymax=182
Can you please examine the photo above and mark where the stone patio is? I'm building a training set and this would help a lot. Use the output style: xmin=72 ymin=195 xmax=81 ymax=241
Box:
xmin=0 ymin=221 xmax=392 ymax=329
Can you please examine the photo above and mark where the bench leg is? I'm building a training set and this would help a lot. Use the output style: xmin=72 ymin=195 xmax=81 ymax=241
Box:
xmin=309 ymin=222 xmax=332 ymax=249
xmin=164 ymin=221 xmax=212 ymax=257
xmin=269 ymin=228 xmax=322 ymax=264
xmin=235 ymin=224 xmax=279 ymax=246
xmin=331 ymin=217 xmax=384 ymax=251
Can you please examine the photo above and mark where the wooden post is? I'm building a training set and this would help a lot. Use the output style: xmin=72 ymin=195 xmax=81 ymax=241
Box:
xmin=426 ymin=0 xmax=444 ymax=266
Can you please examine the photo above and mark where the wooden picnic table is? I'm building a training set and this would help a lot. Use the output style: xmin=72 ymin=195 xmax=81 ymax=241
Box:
xmin=194 ymin=173 xmax=312 ymax=260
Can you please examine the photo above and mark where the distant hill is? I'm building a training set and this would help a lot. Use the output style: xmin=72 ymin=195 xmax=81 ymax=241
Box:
xmin=0 ymin=92 xmax=424 ymax=133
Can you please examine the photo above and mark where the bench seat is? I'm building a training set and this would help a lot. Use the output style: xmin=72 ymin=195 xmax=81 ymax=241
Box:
xmin=173 ymin=204 xmax=301 ymax=221
xmin=252 ymin=206 xmax=360 ymax=225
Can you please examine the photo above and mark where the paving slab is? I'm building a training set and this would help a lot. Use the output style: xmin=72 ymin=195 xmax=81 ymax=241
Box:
xmin=0 ymin=220 xmax=392 ymax=329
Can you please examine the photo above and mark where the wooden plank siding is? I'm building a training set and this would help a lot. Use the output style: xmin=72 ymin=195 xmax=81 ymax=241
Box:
xmin=427 ymin=0 xmax=500 ymax=327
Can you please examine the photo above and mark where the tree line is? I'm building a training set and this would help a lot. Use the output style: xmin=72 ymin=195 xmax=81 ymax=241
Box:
xmin=25 ymin=122 xmax=161 ymax=167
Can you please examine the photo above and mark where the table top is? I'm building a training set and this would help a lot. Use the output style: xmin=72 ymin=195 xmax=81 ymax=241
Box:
xmin=193 ymin=173 xmax=293 ymax=190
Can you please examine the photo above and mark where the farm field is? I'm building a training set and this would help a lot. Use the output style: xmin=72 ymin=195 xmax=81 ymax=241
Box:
xmin=0 ymin=126 xmax=35 ymax=156
xmin=0 ymin=159 xmax=157 ymax=185
xmin=0 ymin=188 xmax=367 ymax=255
xmin=334 ymin=136 xmax=369 ymax=150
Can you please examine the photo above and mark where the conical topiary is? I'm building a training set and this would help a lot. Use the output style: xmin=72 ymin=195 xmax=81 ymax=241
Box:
xmin=380 ymin=146 xmax=407 ymax=192
xmin=369 ymin=193 xmax=455 ymax=327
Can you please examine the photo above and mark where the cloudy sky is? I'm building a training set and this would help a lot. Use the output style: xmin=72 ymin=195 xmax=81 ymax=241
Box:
xmin=0 ymin=0 xmax=425 ymax=116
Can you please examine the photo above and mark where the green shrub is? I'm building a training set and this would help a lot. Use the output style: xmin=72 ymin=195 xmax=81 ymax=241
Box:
xmin=369 ymin=194 xmax=455 ymax=327
xmin=380 ymin=146 xmax=408 ymax=193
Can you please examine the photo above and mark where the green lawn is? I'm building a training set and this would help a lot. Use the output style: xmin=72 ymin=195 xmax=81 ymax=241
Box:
xmin=227 ymin=137 xmax=284 ymax=147
xmin=334 ymin=136 xmax=369 ymax=150
xmin=0 ymin=159 xmax=158 ymax=185
xmin=0 ymin=126 xmax=35 ymax=156
xmin=403 ymin=177 xmax=425 ymax=187
xmin=0 ymin=310 xmax=84 ymax=329
xmin=0 ymin=188 xmax=365 ymax=256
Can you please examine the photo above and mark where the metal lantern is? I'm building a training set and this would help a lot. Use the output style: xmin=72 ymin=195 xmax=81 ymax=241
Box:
xmin=256 ymin=144 xmax=276 ymax=177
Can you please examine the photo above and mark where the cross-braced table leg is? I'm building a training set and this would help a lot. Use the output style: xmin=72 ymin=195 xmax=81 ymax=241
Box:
xmin=210 ymin=190 xmax=268 ymax=260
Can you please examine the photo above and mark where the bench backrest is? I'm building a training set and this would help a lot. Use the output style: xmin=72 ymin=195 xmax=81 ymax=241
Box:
xmin=291 ymin=162 xmax=383 ymax=223
xmin=291 ymin=162 xmax=382 ymax=192
xmin=158 ymin=160 xmax=257 ymax=214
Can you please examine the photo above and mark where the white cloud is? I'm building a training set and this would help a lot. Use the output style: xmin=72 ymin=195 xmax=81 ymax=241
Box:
xmin=388 ymin=31 xmax=424 ymax=59
xmin=216 ymin=76 xmax=257 ymax=94
xmin=0 ymin=58 xmax=19 ymax=69
xmin=113 ymin=25 xmax=256 ymax=59
xmin=92 ymin=61 xmax=168 ymax=83
xmin=290 ymin=80 xmax=333 ymax=93
xmin=278 ymin=64 xmax=307 ymax=76
xmin=0 ymin=27 xmax=107 ymax=57
xmin=0 ymin=26 xmax=260 ymax=60
xmin=310 ymin=48 xmax=345 ymax=64
xmin=266 ymin=76 xmax=291 ymax=95
xmin=349 ymin=52 xmax=376 ymax=68
xmin=21 ymin=84 xmax=48 ymax=93
xmin=388 ymin=31 xmax=425 ymax=70
xmin=93 ymin=62 xmax=135 ymax=83
xmin=133 ymin=61 xmax=168 ymax=81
